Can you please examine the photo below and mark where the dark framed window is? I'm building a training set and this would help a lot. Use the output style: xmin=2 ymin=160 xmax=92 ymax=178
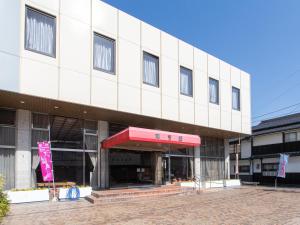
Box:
xmin=285 ymin=132 xmax=297 ymax=143
xmin=239 ymin=165 xmax=250 ymax=173
xmin=232 ymin=87 xmax=240 ymax=111
xmin=143 ymin=52 xmax=159 ymax=87
xmin=25 ymin=6 xmax=56 ymax=57
xmin=263 ymin=163 xmax=278 ymax=172
xmin=93 ymin=33 xmax=115 ymax=74
xmin=209 ymin=78 xmax=219 ymax=104
xmin=180 ymin=66 xmax=193 ymax=97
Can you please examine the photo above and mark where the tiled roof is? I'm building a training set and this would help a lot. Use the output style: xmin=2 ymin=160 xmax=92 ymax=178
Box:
xmin=253 ymin=113 xmax=300 ymax=134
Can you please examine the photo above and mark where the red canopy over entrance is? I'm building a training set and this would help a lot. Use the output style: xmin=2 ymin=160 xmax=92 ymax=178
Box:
xmin=101 ymin=127 xmax=201 ymax=151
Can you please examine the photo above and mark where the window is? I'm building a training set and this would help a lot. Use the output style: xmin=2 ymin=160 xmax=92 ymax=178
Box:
xmin=232 ymin=87 xmax=240 ymax=110
xmin=143 ymin=52 xmax=159 ymax=87
xmin=180 ymin=66 xmax=193 ymax=96
xmin=93 ymin=33 xmax=115 ymax=74
xmin=285 ymin=132 xmax=297 ymax=142
xmin=209 ymin=78 xmax=219 ymax=104
xmin=25 ymin=6 xmax=56 ymax=57
xmin=263 ymin=163 xmax=278 ymax=172
xmin=239 ymin=165 xmax=250 ymax=173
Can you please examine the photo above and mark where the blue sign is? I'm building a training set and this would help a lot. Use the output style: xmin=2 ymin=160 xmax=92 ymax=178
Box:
xmin=67 ymin=186 xmax=80 ymax=200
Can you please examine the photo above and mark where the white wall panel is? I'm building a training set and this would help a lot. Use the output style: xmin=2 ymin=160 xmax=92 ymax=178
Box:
xmin=0 ymin=52 xmax=19 ymax=92
xmin=286 ymin=156 xmax=300 ymax=173
xmin=92 ymin=0 xmax=117 ymax=37
xmin=231 ymin=66 xmax=241 ymax=88
xmin=162 ymin=96 xmax=178 ymax=121
xmin=0 ymin=0 xmax=20 ymax=55
xmin=60 ymin=15 xmax=90 ymax=74
xmin=253 ymin=133 xmax=283 ymax=146
xmin=142 ymin=87 xmax=161 ymax=118
xmin=195 ymin=104 xmax=208 ymax=126
xmin=209 ymin=104 xmax=220 ymax=129
xmin=20 ymin=58 xmax=58 ymax=99
xmin=179 ymin=41 xmax=193 ymax=68
xmin=221 ymin=110 xmax=231 ymax=131
xmin=232 ymin=110 xmax=241 ymax=132
xmin=194 ymin=48 xmax=207 ymax=72
xmin=141 ymin=22 xmax=160 ymax=55
xmin=180 ymin=97 xmax=194 ymax=124
xmin=91 ymin=72 xmax=117 ymax=110
xmin=118 ymin=84 xmax=140 ymax=114
xmin=59 ymin=69 xmax=90 ymax=104
xmin=26 ymin=0 xmax=59 ymax=12
xmin=118 ymin=39 xmax=140 ymax=87
xmin=60 ymin=0 xmax=91 ymax=24
xmin=118 ymin=11 xmax=140 ymax=45
xmin=161 ymin=57 xmax=178 ymax=97
xmin=194 ymin=70 xmax=208 ymax=105
xmin=208 ymin=54 xmax=219 ymax=79
xmin=161 ymin=32 xmax=178 ymax=60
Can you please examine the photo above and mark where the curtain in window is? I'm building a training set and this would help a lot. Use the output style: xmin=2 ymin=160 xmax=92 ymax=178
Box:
xmin=209 ymin=79 xmax=218 ymax=103
xmin=94 ymin=35 xmax=114 ymax=72
xmin=25 ymin=8 xmax=55 ymax=56
xmin=232 ymin=88 xmax=240 ymax=110
xmin=31 ymin=150 xmax=40 ymax=187
xmin=88 ymin=152 xmax=97 ymax=188
xmin=180 ymin=67 xmax=192 ymax=95
xmin=143 ymin=53 xmax=158 ymax=86
xmin=0 ymin=148 xmax=15 ymax=190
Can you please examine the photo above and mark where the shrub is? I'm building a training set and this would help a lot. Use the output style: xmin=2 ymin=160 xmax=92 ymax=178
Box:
xmin=0 ymin=176 xmax=9 ymax=220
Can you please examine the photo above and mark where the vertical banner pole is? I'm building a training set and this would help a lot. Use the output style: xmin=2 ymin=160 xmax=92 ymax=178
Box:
xmin=49 ymin=141 xmax=57 ymax=201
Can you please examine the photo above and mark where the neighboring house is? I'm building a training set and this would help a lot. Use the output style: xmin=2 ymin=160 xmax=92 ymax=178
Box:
xmin=230 ymin=113 xmax=300 ymax=185
xmin=0 ymin=0 xmax=251 ymax=190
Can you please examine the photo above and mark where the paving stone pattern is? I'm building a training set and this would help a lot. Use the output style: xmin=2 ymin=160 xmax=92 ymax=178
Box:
xmin=3 ymin=186 xmax=300 ymax=225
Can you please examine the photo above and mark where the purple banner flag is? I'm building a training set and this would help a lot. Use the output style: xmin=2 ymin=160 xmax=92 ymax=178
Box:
xmin=277 ymin=153 xmax=289 ymax=178
xmin=37 ymin=141 xmax=53 ymax=182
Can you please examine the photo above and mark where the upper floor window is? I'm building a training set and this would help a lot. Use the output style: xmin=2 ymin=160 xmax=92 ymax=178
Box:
xmin=232 ymin=87 xmax=240 ymax=111
xmin=143 ymin=52 xmax=159 ymax=87
xmin=285 ymin=132 xmax=297 ymax=142
xmin=209 ymin=78 xmax=219 ymax=104
xmin=25 ymin=6 xmax=56 ymax=57
xmin=93 ymin=33 xmax=115 ymax=74
xmin=180 ymin=66 xmax=193 ymax=96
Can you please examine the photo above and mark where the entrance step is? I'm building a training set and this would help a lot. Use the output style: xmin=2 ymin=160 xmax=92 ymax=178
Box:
xmin=85 ymin=185 xmax=194 ymax=204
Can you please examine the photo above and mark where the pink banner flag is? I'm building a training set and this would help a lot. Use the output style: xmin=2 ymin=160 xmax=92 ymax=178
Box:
xmin=37 ymin=141 xmax=54 ymax=182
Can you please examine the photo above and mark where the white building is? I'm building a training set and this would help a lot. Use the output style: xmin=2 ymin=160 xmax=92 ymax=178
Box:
xmin=0 ymin=0 xmax=251 ymax=190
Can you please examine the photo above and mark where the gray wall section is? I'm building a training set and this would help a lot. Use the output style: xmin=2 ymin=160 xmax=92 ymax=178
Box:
xmin=98 ymin=121 xmax=109 ymax=189
xmin=0 ymin=0 xmax=20 ymax=92
xmin=15 ymin=109 xmax=32 ymax=189
xmin=194 ymin=146 xmax=201 ymax=179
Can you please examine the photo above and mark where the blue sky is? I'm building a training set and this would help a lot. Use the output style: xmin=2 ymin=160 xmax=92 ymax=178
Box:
xmin=104 ymin=0 xmax=300 ymax=125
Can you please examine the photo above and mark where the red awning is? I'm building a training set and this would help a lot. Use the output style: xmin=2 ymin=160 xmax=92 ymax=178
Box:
xmin=101 ymin=127 xmax=201 ymax=151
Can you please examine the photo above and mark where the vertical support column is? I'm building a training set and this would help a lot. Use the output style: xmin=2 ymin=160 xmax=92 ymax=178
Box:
xmin=224 ymin=139 xmax=230 ymax=180
xmin=153 ymin=152 xmax=162 ymax=185
xmin=15 ymin=109 xmax=31 ymax=189
xmin=98 ymin=121 xmax=109 ymax=189
xmin=194 ymin=146 xmax=201 ymax=180
xmin=194 ymin=146 xmax=203 ymax=189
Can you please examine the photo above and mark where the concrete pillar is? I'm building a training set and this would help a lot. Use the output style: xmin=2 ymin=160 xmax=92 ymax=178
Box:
xmin=224 ymin=139 xmax=230 ymax=179
xmin=153 ymin=152 xmax=162 ymax=185
xmin=98 ymin=121 xmax=109 ymax=189
xmin=15 ymin=109 xmax=32 ymax=189
xmin=194 ymin=146 xmax=201 ymax=179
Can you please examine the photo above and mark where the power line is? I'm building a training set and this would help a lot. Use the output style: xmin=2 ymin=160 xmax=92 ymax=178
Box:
xmin=251 ymin=108 xmax=300 ymax=124
xmin=252 ymin=101 xmax=300 ymax=119
xmin=254 ymin=69 xmax=300 ymax=113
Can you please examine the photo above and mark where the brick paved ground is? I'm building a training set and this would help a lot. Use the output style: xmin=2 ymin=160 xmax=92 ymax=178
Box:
xmin=2 ymin=186 xmax=300 ymax=225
